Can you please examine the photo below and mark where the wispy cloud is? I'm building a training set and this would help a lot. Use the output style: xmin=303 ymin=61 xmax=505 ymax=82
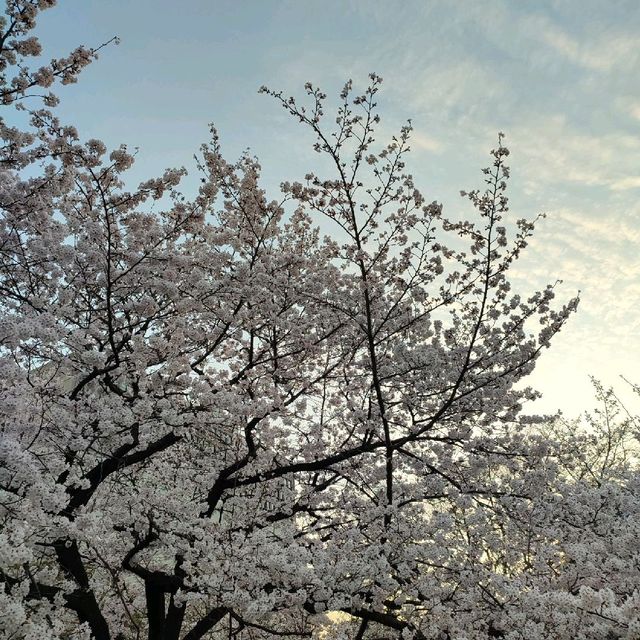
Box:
xmin=509 ymin=115 xmax=640 ymax=192
xmin=532 ymin=18 xmax=640 ymax=72
xmin=410 ymin=131 xmax=443 ymax=153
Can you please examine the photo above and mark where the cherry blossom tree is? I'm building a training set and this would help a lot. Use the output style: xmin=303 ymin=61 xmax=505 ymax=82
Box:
xmin=2 ymin=2 xmax=637 ymax=640
xmin=520 ymin=380 xmax=640 ymax=640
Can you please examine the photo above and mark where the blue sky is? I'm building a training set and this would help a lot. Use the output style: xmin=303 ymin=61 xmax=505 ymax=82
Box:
xmin=36 ymin=0 xmax=640 ymax=415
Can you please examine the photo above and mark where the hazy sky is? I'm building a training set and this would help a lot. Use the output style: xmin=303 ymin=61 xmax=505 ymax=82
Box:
xmin=35 ymin=0 xmax=640 ymax=416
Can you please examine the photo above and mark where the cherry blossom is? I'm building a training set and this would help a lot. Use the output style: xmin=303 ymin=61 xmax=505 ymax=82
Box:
xmin=1 ymin=3 xmax=637 ymax=640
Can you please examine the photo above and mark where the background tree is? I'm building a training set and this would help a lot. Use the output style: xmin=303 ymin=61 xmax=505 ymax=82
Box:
xmin=3 ymin=3 xmax=637 ymax=640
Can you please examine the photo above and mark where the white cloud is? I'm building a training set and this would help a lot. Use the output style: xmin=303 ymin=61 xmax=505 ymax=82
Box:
xmin=521 ymin=13 xmax=640 ymax=72
xmin=610 ymin=176 xmax=640 ymax=191
xmin=508 ymin=115 xmax=640 ymax=191
xmin=629 ymin=103 xmax=640 ymax=121
xmin=410 ymin=130 xmax=443 ymax=153
xmin=387 ymin=58 xmax=507 ymax=125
